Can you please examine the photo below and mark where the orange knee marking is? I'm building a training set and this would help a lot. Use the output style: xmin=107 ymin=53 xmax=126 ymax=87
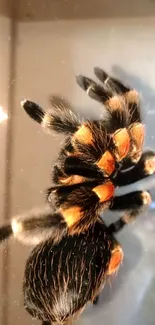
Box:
xmin=113 ymin=128 xmax=130 ymax=161
xmin=107 ymin=96 xmax=123 ymax=110
xmin=107 ymin=246 xmax=124 ymax=275
xmin=125 ymin=90 xmax=139 ymax=103
xmin=59 ymin=176 xmax=73 ymax=184
xmin=129 ymin=123 xmax=145 ymax=149
xmin=59 ymin=175 xmax=85 ymax=185
xmin=60 ymin=206 xmax=82 ymax=228
xmin=73 ymin=124 xmax=93 ymax=145
xmin=92 ymin=181 xmax=114 ymax=202
xmin=97 ymin=151 xmax=115 ymax=176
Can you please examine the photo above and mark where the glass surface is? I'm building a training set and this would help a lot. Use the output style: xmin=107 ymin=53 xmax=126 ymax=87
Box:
xmin=1 ymin=1 xmax=155 ymax=324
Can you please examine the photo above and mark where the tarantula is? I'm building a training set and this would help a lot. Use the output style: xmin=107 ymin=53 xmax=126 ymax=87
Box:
xmin=0 ymin=67 xmax=155 ymax=325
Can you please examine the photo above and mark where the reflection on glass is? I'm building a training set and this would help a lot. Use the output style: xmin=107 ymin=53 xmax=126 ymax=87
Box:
xmin=0 ymin=106 xmax=8 ymax=123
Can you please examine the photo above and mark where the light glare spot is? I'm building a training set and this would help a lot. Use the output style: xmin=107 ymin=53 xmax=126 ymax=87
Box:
xmin=0 ymin=106 xmax=8 ymax=122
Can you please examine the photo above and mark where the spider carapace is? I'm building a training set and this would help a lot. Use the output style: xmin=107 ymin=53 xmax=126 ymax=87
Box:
xmin=0 ymin=67 xmax=155 ymax=325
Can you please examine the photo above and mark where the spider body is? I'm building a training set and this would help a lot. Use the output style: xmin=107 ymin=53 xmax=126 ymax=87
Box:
xmin=23 ymin=219 xmax=121 ymax=325
xmin=0 ymin=67 xmax=155 ymax=325
xmin=21 ymin=68 xmax=151 ymax=237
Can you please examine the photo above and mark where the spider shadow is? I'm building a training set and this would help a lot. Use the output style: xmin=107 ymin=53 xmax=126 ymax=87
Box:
xmin=49 ymin=94 xmax=74 ymax=112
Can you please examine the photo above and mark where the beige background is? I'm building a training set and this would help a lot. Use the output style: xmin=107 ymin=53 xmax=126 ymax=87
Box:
xmin=1 ymin=0 xmax=155 ymax=325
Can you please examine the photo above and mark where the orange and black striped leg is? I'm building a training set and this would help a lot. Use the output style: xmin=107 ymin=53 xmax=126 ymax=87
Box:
xmin=94 ymin=67 xmax=130 ymax=94
xmin=116 ymin=150 xmax=155 ymax=186
xmin=64 ymin=156 xmax=104 ymax=180
xmin=52 ymin=139 xmax=75 ymax=185
xmin=22 ymin=99 xmax=80 ymax=135
xmin=110 ymin=191 xmax=151 ymax=211
xmin=76 ymin=75 xmax=111 ymax=103
xmin=108 ymin=191 xmax=151 ymax=233
xmin=48 ymin=181 xmax=114 ymax=234
xmin=72 ymin=120 xmax=113 ymax=166
xmin=94 ymin=67 xmax=141 ymax=124
xmin=76 ymin=74 xmax=127 ymax=127
xmin=0 ymin=209 xmax=67 ymax=245
xmin=76 ymin=75 xmax=128 ymax=132
xmin=71 ymin=119 xmax=130 ymax=172
xmin=21 ymin=100 xmax=45 ymax=123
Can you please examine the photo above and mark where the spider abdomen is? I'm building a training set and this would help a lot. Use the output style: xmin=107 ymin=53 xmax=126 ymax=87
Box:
xmin=23 ymin=221 xmax=115 ymax=324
